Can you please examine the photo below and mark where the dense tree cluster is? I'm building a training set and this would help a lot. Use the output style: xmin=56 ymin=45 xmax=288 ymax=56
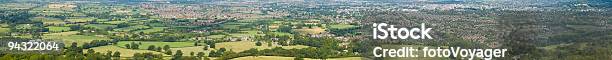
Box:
xmin=214 ymin=47 xmax=359 ymax=60
xmin=208 ymin=48 xmax=226 ymax=57
xmin=82 ymin=40 xmax=114 ymax=49
xmin=132 ymin=52 xmax=163 ymax=60
xmin=291 ymin=37 xmax=341 ymax=50
xmin=255 ymin=41 xmax=262 ymax=46
xmin=124 ymin=42 xmax=141 ymax=49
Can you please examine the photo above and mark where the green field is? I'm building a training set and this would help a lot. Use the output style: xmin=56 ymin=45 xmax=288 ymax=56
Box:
xmin=84 ymin=24 xmax=116 ymax=30
xmin=240 ymin=30 xmax=259 ymax=34
xmin=222 ymin=25 xmax=241 ymax=30
xmin=565 ymin=25 xmax=605 ymax=32
xmin=134 ymin=27 xmax=166 ymax=34
xmin=229 ymin=33 xmax=251 ymax=38
xmin=116 ymin=41 xmax=195 ymax=49
xmin=329 ymin=24 xmax=357 ymax=29
xmin=47 ymin=26 xmax=70 ymax=32
xmin=114 ymin=25 xmax=150 ymax=32
xmin=101 ymin=21 xmax=128 ymax=24
xmin=66 ymin=17 xmax=96 ymax=23
xmin=45 ymin=31 xmax=79 ymax=36
xmin=207 ymin=35 xmax=227 ymax=39
xmin=225 ymin=22 xmax=250 ymax=25
xmin=29 ymin=7 xmax=74 ymax=16
xmin=271 ymin=32 xmax=292 ymax=36
xmin=15 ymin=24 xmax=33 ymax=30
xmin=31 ymin=17 xmax=65 ymax=25
xmin=43 ymin=34 xmax=110 ymax=47
xmin=221 ymin=22 xmax=252 ymax=30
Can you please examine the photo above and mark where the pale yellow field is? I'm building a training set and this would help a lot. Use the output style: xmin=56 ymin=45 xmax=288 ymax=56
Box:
xmin=215 ymin=41 xmax=310 ymax=52
xmin=0 ymin=27 xmax=10 ymax=33
xmin=294 ymin=27 xmax=326 ymax=34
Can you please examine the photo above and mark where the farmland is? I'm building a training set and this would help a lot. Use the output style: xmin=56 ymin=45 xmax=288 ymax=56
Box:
xmin=6 ymin=0 xmax=609 ymax=60
xmin=0 ymin=2 xmax=368 ymax=60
